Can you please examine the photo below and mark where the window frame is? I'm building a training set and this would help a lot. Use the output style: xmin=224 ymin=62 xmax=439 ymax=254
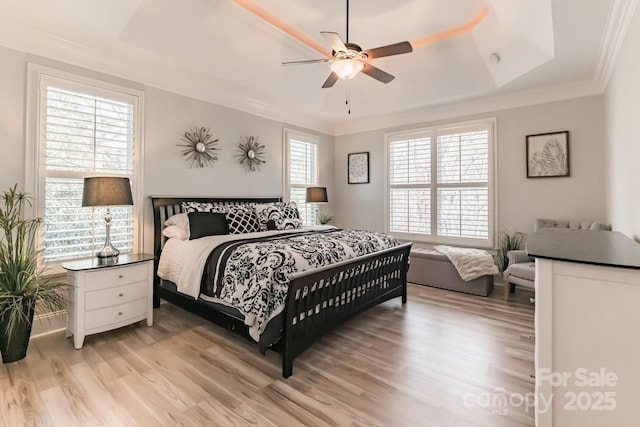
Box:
xmin=384 ymin=118 xmax=497 ymax=248
xmin=25 ymin=64 xmax=145 ymax=269
xmin=283 ymin=128 xmax=319 ymax=226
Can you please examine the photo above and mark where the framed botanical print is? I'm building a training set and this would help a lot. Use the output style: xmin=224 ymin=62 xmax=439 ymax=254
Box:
xmin=348 ymin=152 xmax=370 ymax=184
xmin=526 ymin=131 xmax=570 ymax=178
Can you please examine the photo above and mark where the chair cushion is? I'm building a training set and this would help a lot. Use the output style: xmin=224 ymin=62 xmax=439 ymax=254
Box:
xmin=506 ymin=262 xmax=535 ymax=281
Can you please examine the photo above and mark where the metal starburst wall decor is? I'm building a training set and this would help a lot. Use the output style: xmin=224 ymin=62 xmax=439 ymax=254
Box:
xmin=235 ymin=136 xmax=266 ymax=172
xmin=178 ymin=127 xmax=220 ymax=168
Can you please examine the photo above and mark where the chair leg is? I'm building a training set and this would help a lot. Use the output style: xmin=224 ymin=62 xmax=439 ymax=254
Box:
xmin=504 ymin=282 xmax=519 ymax=301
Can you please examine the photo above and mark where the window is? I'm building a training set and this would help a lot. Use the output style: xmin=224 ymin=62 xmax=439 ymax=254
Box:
xmin=27 ymin=66 xmax=143 ymax=263
xmin=386 ymin=120 xmax=495 ymax=247
xmin=284 ymin=129 xmax=318 ymax=226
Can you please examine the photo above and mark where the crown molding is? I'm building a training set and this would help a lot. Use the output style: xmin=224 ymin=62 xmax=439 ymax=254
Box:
xmin=594 ymin=0 xmax=640 ymax=87
xmin=332 ymin=80 xmax=605 ymax=136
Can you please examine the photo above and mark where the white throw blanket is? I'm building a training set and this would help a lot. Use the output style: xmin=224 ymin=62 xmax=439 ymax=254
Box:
xmin=433 ymin=245 xmax=499 ymax=281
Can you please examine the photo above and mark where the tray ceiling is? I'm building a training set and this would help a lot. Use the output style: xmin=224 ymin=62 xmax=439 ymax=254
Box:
xmin=0 ymin=0 xmax=620 ymax=134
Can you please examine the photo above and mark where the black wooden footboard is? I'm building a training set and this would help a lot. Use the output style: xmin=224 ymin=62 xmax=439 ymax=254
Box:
xmin=282 ymin=242 xmax=412 ymax=377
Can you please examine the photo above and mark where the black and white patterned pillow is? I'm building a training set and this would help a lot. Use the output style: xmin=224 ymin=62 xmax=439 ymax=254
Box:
xmin=226 ymin=209 xmax=261 ymax=234
xmin=262 ymin=204 xmax=303 ymax=230
xmin=182 ymin=201 xmax=226 ymax=213
xmin=253 ymin=203 xmax=275 ymax=231
xmin=283 ymin=218 xmax=303 ymax=229
xmin=275 ymin=201 xmax=300 ymax=219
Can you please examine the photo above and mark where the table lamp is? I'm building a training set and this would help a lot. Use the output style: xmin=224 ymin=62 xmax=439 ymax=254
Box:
xmin=305 ymin=186 xmax=329 ymax=225
xmin=82 ymin=177 xmax=133 ymax=258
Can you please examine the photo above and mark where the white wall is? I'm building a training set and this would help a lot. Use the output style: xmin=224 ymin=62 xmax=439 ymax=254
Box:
xmin=334 ymin=96 xmax=606 ymax=242
xmin=0 ymin=44 xmax=334 ymax=255
xmin=605 ymin=8 xmax=640 ymax=242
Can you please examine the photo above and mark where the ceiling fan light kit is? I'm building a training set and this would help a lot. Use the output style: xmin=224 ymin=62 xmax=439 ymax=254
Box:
xmin=331 ymin=58 xmax=364 ymax=80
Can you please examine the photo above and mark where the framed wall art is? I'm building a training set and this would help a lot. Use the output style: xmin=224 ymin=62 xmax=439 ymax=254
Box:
xmin=526 ymin=131 xmax=570 ymax=178
xmin=348 ymin=152 xmax=370 ymax=184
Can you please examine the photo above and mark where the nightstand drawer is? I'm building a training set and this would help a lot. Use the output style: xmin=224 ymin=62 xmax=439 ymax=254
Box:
xmin=85 ymin=297 xmax=147 ymax=330
xmin=85 ymin=281 xmax=147 ymax=311
xmin=85 ymin=263 xmax=148 ymax=291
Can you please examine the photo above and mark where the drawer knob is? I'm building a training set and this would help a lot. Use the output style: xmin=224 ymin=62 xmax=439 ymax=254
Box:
xmin=118 ymin=275 xmax=123 ymax=279
xmin=118 ymin=312 xmax=123 ymax=316
xmin=118 ymin=293 xmax=124 ymax=297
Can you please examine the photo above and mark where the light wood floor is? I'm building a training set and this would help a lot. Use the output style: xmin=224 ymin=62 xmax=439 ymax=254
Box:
xmin=1 ymin=284 xmax=535 ymax=427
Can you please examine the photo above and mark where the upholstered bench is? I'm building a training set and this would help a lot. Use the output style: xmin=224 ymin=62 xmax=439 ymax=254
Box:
xmin=408 ymin=248 xmax=495 ymax=296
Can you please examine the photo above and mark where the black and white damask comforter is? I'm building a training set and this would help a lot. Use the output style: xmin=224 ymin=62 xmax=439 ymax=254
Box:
xmin=158 ymin=227 xmax=399 ymax=341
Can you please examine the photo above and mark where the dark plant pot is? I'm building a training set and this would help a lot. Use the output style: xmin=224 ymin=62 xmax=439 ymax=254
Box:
xmin=0 ymin=299 xmax=35 ymax=363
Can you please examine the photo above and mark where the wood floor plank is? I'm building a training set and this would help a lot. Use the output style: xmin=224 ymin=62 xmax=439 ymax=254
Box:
xmin=0 ymin=284 xmax=535 ymax=426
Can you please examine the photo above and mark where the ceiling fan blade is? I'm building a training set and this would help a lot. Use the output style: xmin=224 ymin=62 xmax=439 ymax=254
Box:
xmin=322 ymin=72 xmax=339 ymax=88
xmin=363 ymin=41 xmax=413 ymax=59
xmin=361 ymin=63 xmax=395 ymax=84
xmin=282 ymin=58 xmax=330 ymax=66
xmin=321 ymin=31 xmax=347 ymax=53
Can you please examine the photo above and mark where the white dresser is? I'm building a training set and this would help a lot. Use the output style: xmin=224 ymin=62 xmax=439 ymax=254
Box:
xmin=527 ymin=229 xmax=640 ymax=426
xmin=62 ymin=253 xmax=155 ymax=349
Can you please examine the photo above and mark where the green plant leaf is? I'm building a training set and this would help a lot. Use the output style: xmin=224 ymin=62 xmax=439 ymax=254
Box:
xmin=0 ymin=184 xmax=67 ymax=342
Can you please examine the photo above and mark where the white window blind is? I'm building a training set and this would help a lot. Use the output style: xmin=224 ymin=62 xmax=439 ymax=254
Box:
xmin=36 ymin=74 xmax=140 ymax=262
xmin=285 ymin=131 xmax=318 ymax=226
xmin=389 ymin=136 xmax=431 ymax=235
xmin=387 ymin=121 xmax=495 ymax=247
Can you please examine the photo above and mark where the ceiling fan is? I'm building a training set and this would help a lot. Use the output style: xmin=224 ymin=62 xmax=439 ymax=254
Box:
xmin=282 ymin=0 xmax=413 ymax=88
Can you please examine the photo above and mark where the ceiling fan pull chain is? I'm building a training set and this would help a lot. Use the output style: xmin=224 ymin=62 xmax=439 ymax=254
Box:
xmin=346 ymin=83 xmax=351 ymax=115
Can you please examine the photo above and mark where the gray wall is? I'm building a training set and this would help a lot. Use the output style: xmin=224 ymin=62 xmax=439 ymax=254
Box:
xmin=0 ymin=46 xmax=28 ymax=190
xmin=0 ymin=44 xmax=335 ymax=256
xmin=605 ymin=8 xmax=640 ymax=242
xmin=142 ymin=87 xmax=334 ymax=252
xmin=0 ymin=41 xmax=610 ymax=252
xmin=334 ymin=96 xmax=606 ymax=241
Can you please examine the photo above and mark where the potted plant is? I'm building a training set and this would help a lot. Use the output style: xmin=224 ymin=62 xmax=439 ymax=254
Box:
xmin=0 ymin=185 xmax=66 ymax=363
xmin=497 ymin=228 xmax=527 ymax=273
xmin=317 ymin=210 xmax=333 ymax=225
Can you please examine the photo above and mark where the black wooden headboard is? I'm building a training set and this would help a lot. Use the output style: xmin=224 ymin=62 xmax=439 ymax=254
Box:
xmin=150 ymin=195 xmax=282 ymax=260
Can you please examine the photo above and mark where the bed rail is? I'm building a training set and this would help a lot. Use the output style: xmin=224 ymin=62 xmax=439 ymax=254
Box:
xmin=282 ymin=242 xmax=412 ymax=377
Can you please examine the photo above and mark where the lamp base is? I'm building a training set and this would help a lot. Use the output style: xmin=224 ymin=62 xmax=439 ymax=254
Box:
xmin=96 ymin=242 xmax=120 ymax=258
xmin=96 ymin=207 xmax=119 ymax=258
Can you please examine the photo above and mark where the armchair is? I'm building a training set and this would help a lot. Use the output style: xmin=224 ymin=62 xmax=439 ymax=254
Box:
xmin=503 ymin=250 xmax=535 ymax=301
xmin=503 ymin=219 xmax=610 ymax=301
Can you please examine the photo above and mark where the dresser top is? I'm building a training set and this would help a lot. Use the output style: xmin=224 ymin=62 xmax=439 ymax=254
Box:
xmin=526 ymin=229 xmax=640 ymax=269
xmin=62 ymin=253 xmax=155 ymax=271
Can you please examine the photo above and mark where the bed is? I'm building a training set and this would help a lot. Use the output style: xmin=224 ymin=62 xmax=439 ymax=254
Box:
xmin=152 ymin=196 xmax=412 ymax=377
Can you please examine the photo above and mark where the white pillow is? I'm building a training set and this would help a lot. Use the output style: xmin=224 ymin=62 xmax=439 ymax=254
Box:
xmin=164 ymin=213 xmax=189 ymax=230
xmin=162 ymin=225 xmax=189 ymax=240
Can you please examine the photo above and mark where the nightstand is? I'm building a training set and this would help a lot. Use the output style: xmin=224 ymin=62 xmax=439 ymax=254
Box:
xmin=62 ymin=253 xmax=155 ymax=349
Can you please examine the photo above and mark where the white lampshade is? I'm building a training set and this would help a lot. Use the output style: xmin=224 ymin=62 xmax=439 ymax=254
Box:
xmin=331 ymin=59 xmax=364 ymax=80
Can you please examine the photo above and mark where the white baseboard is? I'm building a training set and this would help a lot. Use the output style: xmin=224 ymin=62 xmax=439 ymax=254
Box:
xmin=31 ymin=309 xmax=67 ymax=338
